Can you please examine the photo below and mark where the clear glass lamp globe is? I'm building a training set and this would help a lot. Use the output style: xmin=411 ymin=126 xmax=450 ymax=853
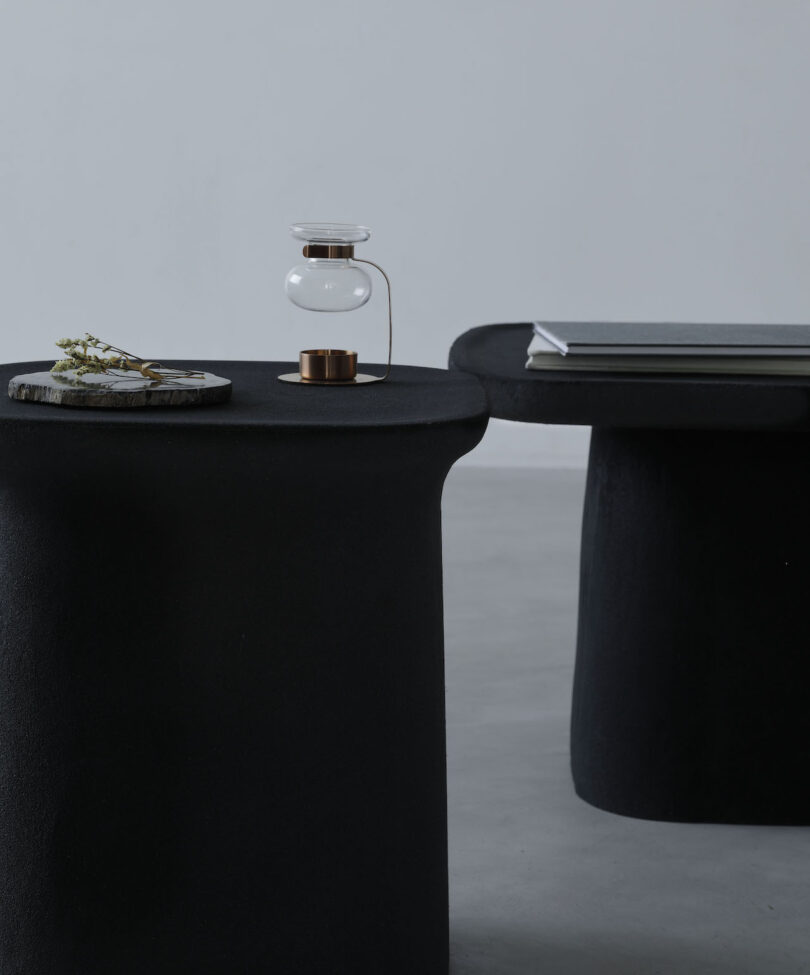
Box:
xmin=285 ymin=261 xmax=372 ymax=312
xmin=284 ymin=222 xmax=373 ymax=312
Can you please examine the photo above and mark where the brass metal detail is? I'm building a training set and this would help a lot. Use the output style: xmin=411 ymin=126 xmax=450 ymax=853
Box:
xmin=277 ymin=372 xmax=381 ymax=386
xmin=352 ymin=257 xmax=393 ymax=382
xmin=299 ymin=349 xmax=358 ymax=383
xmin=302 ymin=244 xmax=355 ymax=259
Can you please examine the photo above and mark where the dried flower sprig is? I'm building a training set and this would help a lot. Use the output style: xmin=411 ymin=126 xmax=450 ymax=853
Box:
xmin=51 ymin=334 xmax=204 ymax=383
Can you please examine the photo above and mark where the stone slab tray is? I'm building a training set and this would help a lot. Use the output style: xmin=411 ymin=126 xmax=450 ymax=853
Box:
xmin=9 ymin=370 xmax=232 ymax=409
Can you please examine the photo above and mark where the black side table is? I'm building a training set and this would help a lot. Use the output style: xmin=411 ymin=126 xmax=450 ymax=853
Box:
xmin=0 ymin=360 xmax=487 ymax=975
xmin=450 ymin=323 xmax=810 ymax=825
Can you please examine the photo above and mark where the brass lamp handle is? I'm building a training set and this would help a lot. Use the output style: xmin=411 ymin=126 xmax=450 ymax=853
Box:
xmin=351 ymin=257 xmax=393 ymax=383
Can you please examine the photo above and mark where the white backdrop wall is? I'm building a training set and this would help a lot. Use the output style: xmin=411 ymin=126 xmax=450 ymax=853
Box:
xmin=2 ymin=0 xmax=809 ymax=467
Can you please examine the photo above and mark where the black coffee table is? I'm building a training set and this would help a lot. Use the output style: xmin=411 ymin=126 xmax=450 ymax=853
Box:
xmin=451 ymin=323 xmax=810 ymax=825
xmin=0 ymin=360 xmax=487 ymax=974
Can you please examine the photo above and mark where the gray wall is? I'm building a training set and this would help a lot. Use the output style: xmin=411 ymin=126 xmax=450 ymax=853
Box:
xmin=2 ymin=1 xmax=808 ymax=466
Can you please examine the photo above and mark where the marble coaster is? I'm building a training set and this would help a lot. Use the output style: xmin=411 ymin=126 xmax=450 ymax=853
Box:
xmin=8 ymin=370 xmax=232 ymax=408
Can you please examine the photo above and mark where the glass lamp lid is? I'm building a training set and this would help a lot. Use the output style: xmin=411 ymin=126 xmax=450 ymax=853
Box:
xmin=290 ymin=223 xmax=371 ymax=244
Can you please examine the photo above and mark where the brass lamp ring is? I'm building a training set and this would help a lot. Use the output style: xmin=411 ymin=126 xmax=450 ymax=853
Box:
xmin=302 ymin=243 xmax=355 ymax=259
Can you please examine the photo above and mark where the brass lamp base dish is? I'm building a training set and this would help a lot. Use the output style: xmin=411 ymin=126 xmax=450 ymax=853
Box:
xmin=279 ymin=348 xmax=384 ymax=385
xmin=277 ymin=373 xmax=383 ymax=386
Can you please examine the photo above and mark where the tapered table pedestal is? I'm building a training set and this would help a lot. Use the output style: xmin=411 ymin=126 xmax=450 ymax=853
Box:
xmin=0 ymin=360 xmax=487 ymax=974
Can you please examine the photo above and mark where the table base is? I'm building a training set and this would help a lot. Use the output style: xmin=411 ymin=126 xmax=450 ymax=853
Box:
xmin=0 ymin=427 xmax=459 ymax=973
xmin=571 ymin=427 xmax=810 ymax=824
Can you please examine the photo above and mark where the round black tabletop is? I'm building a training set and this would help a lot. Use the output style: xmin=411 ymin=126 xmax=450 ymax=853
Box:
xmin=1 ymin=360 xmax=489 ymax=486
xmin=1 ymin=360 xmax=487 ymax=432
xmin=449 ymin=323 xmax=810 ymax=431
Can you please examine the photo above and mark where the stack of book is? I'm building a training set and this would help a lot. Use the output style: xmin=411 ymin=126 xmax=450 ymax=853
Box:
xmin=526 ymin=322 xmax=810 ymax=376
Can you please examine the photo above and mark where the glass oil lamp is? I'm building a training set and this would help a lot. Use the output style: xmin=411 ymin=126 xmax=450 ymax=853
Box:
xmin=278 ymin=223 xmax=393 ymax=385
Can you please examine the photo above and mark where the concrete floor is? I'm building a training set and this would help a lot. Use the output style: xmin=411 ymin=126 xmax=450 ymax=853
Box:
xmin=441 ymin=467 xmax=810 ymax=975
